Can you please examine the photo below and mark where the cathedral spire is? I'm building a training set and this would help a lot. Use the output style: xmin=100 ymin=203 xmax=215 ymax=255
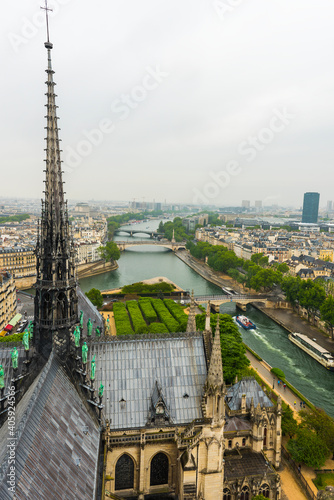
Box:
xmin=34 ymin=4 xmax=78 ymax=361
xmin=186 ymin=290 xmax=197 ymax=333
xmin=206 ymin=316 xmax=224 ymax=390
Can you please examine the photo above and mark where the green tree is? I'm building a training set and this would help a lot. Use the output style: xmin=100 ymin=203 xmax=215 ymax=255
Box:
xmin=98 ymin=241 xmax=121 ymax=262
xmin=85 ymin=288 xmax=103 ymax=308
xmin=299 ymin=408 xmax=334 ymax=457
xmin=299 ymin=280 xmax=326 ymax=322
xmin=281 ymin=404 xmax=298 ymax=438
xmin=195 ymin=313 xmax=249 ymax=383
xmin=320 ymin=295 xmax=334 ymax=340
xmin=287 ymin=427 xmax=330 ymax=468
xmin=250 ymin=268 xmax=282 ymax=292
xmin=281 ymin=276 xmax=301 ymax=308
xmin=276 ymin=262 xmax=289 ymax=274
xmin=252 ymin=495 xmax=268 ymax=500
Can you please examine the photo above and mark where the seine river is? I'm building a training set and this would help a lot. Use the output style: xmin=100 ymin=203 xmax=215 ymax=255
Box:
xmin=80 ymin=219 xmax=334 ymax=417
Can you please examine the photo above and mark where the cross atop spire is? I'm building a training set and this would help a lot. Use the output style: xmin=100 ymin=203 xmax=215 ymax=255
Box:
xmin=41 ymin=0 xmax=53 ymax=47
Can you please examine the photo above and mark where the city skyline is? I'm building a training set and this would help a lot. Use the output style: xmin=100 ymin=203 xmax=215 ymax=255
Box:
xmin=2 ymin=1 xmax=334 ymax=206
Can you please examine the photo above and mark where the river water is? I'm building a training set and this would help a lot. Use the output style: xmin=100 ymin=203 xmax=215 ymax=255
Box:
xmin=79 ymin=219 xmax=334 ymax=417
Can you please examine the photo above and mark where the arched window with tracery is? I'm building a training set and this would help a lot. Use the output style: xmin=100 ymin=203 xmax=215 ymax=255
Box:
xmin=115 ymin=454 xmax=134 ymax=491
xmin=240 ymin=486 xmax=250 ymax=500
xmin=263 ymin=427 xmax=267 ymax=447
xmin=150 ymin=452 xmax=169 ymax=486
xmin=223 ymin=488 xmax=231 ymax=500
xmin=259 ymin=483 xmax=270 ymax=498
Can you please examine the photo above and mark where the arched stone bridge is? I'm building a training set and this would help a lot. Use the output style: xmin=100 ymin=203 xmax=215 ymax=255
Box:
xmin=114 ymin=229 xmax=163 ymax=238
xmin=115 ymin=240 xmax=187 ymax=252
xmin=189 ymin=294 xmax=276 ymax=309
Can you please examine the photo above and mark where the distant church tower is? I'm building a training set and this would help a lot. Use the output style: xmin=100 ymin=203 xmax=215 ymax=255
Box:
xmin=34 ymin=14 xmax=78 ymax=361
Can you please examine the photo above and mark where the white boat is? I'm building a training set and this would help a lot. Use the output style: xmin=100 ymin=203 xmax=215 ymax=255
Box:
xmin=235 ymin=315 xmax=256 ymax=330
xmin=288 ymin=332 xmax=334 ymax=371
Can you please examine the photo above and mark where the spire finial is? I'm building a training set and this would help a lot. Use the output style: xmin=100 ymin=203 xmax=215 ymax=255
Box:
xmin=41 ymin=0 xmax=53 ymax=47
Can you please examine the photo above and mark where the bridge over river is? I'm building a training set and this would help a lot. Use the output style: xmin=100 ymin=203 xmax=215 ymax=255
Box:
xmin=187 ymin=294 xmax=276 ymax=308
xmin=115 ymin=229 xmax=163 ymax=238
xmin=116 ymin=240 xmax=187 ymax=252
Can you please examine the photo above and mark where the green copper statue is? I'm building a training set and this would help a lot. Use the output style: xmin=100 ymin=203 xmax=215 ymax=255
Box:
xmin=28 ymin=321 xmax=34 ymax=340
xmin=0 ymin=365 xmax=4 ymax=390
xmin=95 ymin=326 xmax=101 ymax=337
xmin=106 ymin=316 xmax=110 ymax=334
xmin=22 ymin=330 xmax=30 ymax=351
xmin=73 ymin=326 xmax=81 ymax=348
xmin=87 ymin=318 xmax=93 ymax=337
xmin=82 ymin=342 xmax=88 ymax=364
xmin=91 ymin=355 xmax=96 ymax=381
xmin=11 ymin=348 xmax=18 ymax=370
xmin=98 ymin=382 xmax=104 ymax=398
xmin=79 ymin=310 xmax=84 ymax=329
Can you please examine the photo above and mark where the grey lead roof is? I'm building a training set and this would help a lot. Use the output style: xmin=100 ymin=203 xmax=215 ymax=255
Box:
xmin=226 ymin=378 xmax=273 ymax=411
xmin=0 ymin=353 xmax=100 ymax=500
xmin=89 ymin=333 xmax=207 ymax=430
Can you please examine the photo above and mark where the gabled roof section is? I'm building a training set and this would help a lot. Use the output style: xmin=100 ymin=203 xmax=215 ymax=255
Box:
xmin=226 ymin=377 xmax=273 ymax=411
xmin=89 ymin=333 xmax=207 ymax=430
xmin=0 ymin=353 xmax=100 ymax=500
xmin=225 ymin=416 xmax=252 ymax=432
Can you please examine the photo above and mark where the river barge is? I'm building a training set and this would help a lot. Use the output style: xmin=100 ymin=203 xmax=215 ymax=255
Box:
xmin=235 ymin=315 xmax=256 ymax=330
xmin=288 ymin=332 xmax=334 ymax=371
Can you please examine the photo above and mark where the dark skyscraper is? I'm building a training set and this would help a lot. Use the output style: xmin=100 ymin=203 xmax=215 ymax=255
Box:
xmin=302 ymin=192 xmax=320 ymax=223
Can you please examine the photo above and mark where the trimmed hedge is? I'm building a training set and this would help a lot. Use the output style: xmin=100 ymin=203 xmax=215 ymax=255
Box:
xmin=127 ymin=301 xmax=148 ymax=334
xmin=138 ymin=298 xmax=158 ymax=323
xmin=0 ymin=332 xmax=24 ymax=343
xmin=149 ymin=323 xmax=169 ymax=334
xmin=164 ymin=299 xmax=188 ymax=331
xmin=121 ymin=281 xmax=175 ymax=294
xmin=271 ymin=367 xmax=286 ymax=380
xmin=113 ymin=302 xmax=134 ymax=335
xmin=151 ymin=299 xmax=180 ymax=333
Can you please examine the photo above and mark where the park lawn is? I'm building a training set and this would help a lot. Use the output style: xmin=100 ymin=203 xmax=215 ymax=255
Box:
xmin=313 ymin=473 xmax=334 ymax=490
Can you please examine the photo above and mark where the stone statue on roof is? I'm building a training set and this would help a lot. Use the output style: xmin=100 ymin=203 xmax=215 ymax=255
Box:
xmin=73 ymin=325 xmax=80 ymax=348
xmin=0 ymin=365 xmax=4 ymax=390
xmin=98 ymin=382 xmax=104 ymax=398
xmin=91 ymin=355 xmax=96 ymax=381
xmin=87 ymin=318 xmax=93 ymax=336
xmin=22 ymin=330 xmax=30 ymax=351
xmin=11 ymin=347 xmax=18 ymax=370
xmin=95 ymin=326 xmax=101 ymax=337
xmin=82 ymin=342 xmax=88 ymax=364
xmin=79 ymin=310 xmax=84 ymax=328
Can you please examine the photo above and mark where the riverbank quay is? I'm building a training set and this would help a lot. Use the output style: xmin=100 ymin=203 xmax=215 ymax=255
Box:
xmin=175 ymin=249 xmax=245 ymax=293
xmin=253 ymin=305 xmax=334 ymax=355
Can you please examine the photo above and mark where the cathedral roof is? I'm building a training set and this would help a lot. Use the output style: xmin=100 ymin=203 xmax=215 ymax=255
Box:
xmin=224 ymin=416 xmax=252 ymax=432
xmin=0 ymin=353 xmax=100 ymax=500
xmin=89 ymin=333 xmax=207 ymax=430
xmin=226 ymin=377 xmax=273 ymax=411
xmin=224 ymin=449 xmax=276 ymax=480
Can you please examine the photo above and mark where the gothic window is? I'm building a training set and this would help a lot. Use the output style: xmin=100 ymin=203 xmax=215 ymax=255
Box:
xmin=70 ymin=290 xmax=76 ymax=317
xmin=115 ymin=454 xmax=134 ymax=491
xmin=259 ymin=484 xmax=270 ymax=498
xmin=240 ymin=486 xmax=250 ymax=500
xmin=223 ymin=488 xmax=231 ymax=500
xmin=150 ymin=452 xmax=169 ymax=486
xmin=263 ymin=427 xmax=267 ymax=447
xmin=242 ymin=438 xmax=246 ymax=446
xmin=228 ymin=440 xmax=232 ymax=449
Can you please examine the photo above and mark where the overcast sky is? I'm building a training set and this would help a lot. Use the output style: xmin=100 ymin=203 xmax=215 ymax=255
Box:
xmin=2 ymin=0 xmax=334 ymax=207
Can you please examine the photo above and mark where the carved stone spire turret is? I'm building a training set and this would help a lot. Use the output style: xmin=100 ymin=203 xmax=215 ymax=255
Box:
xmin=34 ymin=7 xmax=78 ymax=361
xmin=186 ymin=290 xmax=197 ymax=333
xmin=203 ymin=301 xmax=213 ymax=364
xmin=202 ymin=316 xmax=225 ymax=424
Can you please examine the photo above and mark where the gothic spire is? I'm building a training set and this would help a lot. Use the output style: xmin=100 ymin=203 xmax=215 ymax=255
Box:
xmin=186 ymin=290 xmax=197 ymax=333
xmin=34 ymin=3 xmax=78 ymax=360
xmin=206 ymin=316 xmax=224 ymax=390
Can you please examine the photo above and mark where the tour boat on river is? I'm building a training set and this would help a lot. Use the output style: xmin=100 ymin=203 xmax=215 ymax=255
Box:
xmin=235 ymin=315 xmax=256 ymax=330
xmin=288 ymin=333 xmax=334 ymax=371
